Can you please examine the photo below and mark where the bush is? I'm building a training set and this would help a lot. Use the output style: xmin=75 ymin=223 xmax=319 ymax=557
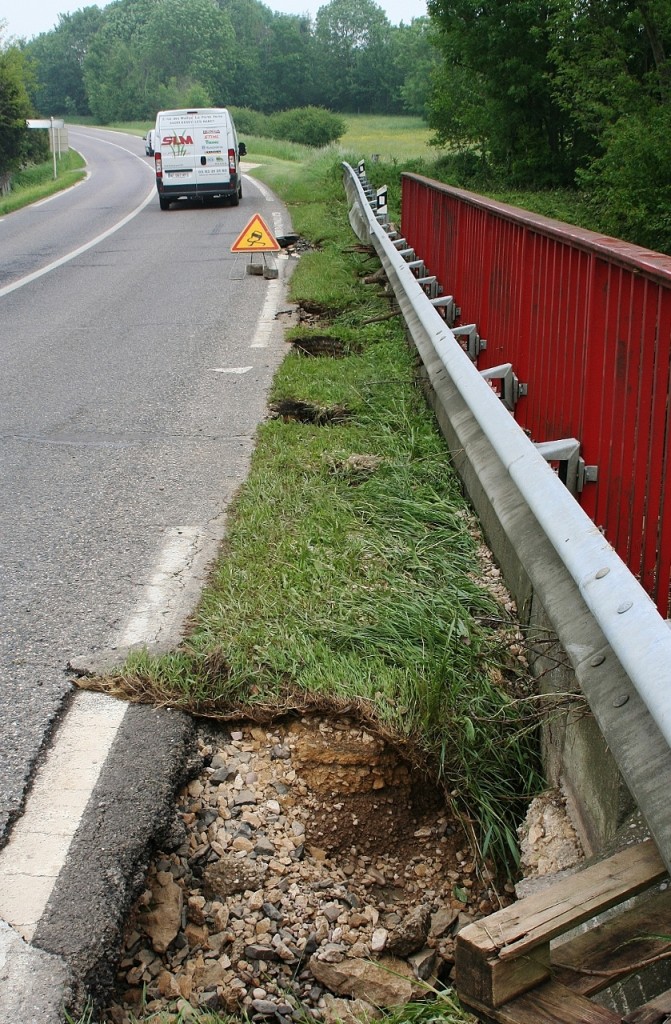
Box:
xmin=578 ymin=106 xmax=671 ymax=254
xmin=267 ymin=107 xmax=346 ymax=148
xmin=229 ymin=107 xmax=270 ymax=137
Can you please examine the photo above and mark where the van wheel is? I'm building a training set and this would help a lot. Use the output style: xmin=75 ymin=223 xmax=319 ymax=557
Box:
xmin=230 ymin=190 xmax=240 ymax=207
xmin=159 ymin=196 xmax=171 ymax=210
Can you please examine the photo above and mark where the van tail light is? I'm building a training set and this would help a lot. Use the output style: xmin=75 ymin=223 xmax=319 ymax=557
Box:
xmin=155 ymin=152 xmax=162 ymax=177
xmin=228 ymin=148 xmax=236 ymax=173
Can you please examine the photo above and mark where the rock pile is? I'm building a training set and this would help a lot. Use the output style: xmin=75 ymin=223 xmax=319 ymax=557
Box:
xmin=106 ymin=716 xmax=508 ymax=1023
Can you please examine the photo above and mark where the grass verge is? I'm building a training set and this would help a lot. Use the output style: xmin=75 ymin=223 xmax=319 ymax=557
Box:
xmin=85 ymin=147 xmax=542 ymax=876
xmin=68 ymin=138 xmax=543 ymax=1024
xmin=0 ymin=149 xmax=86 ymax=215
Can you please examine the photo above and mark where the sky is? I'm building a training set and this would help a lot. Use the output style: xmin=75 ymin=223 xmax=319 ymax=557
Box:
xmin=3 ymin=0 xmax=427 ymax=42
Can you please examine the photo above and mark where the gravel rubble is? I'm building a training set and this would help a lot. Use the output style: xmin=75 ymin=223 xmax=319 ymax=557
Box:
xmin=105 ymin=716 xmax=510 ymax=1022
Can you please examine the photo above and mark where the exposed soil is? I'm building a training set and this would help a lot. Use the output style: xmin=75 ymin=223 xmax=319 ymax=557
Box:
xmin=104 ymin=716 xmax=510 ymax=1023
xmin=268 ymin=399 xmax=351 ymax=425
xmin=291 ymin=336 xmax=358 ymax=358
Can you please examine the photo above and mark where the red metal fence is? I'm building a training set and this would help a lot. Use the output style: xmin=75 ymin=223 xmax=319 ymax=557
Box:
xmin=401 ymin=173 xmax=671 ymax=616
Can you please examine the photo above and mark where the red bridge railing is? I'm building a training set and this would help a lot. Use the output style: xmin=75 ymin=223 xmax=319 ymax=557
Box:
xmin=401 ymin=173 xmax=671 ymax=616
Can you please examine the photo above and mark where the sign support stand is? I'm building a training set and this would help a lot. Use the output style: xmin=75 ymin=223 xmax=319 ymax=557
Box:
xmin=231 ymin=214 xmax=281 ymax=279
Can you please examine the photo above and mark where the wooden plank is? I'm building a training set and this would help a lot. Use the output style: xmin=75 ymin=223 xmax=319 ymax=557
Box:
xmin=624 ymin=986 xmax=671 ymax=1023
xmin=551 ymin=886 xmax=671 ymax=996
xmin=462 ymin=979 xmax=622 ymax=1024
xmin=458 ymin=840 xmax=666 ymax=960
xmin=456 ymin=840 xmax=667 ymax=1008
xmin=456 ymin=934 xmax=551 ymax=1008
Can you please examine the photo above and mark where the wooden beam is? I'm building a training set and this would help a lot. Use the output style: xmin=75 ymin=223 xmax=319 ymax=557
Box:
xmin=456 ymin=935 xmax=551 ymax=1008
xmin=456 ymin=840 xmax=667 ymax=1008
xmin=462 ymin=979 xmax=622 ymax=1023
xmin=623 ymin=986 xmax=671 ymax=1023
xmin=551 ymin=886 xmax=671 ymax=996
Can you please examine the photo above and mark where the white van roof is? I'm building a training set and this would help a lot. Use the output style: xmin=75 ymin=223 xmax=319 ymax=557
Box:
xmin=156 ymin=108 xmax=232 ymax=119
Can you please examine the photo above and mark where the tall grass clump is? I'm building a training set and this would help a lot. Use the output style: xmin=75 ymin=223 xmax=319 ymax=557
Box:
xmin=98 ymin=147 xmax=543 ymax=874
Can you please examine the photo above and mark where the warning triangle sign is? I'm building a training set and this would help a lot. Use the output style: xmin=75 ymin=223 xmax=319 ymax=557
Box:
xmin=231 ymin=214 xmax=281 ymax=253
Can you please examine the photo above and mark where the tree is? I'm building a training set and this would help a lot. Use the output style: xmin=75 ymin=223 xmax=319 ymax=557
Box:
xmin=579 ymin=104 xmax=671 ymax=251
xmin=143 ymin=0 xmax=235 ymax=108
xmin=393 ymin=17 xmax=440 ymax=118
xmin=549 ymin=1 xmax=671 ymax=248
xmin=26 ymin=7 xmax=104 ymax=115
xmin=0 ymin=27 xmax=44 ymax=174
xmin=549 ymin=0 xmax=651 ymax=149
xmin=211 ymin=0 xmax=270 ymax=110
xmin=426 ymin=0 xmax=578 ymax=185
xmin=314 ymin=0 xmax=399 ymax=113
xmin=262 ymin=13 xmax=317 ymax=111
xmin=83 ymin=0 xmax=159 ymax=120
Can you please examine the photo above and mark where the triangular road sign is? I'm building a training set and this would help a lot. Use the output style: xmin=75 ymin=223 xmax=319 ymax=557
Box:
xmin=231 ymin=213 xmax=281 ymax=253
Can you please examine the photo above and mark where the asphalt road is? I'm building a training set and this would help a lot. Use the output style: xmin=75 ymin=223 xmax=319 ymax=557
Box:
xmin=0 ymin=126 xmax=292 ymax=845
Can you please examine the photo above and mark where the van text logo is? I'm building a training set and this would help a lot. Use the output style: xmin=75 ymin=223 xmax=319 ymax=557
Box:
xmin=162 ymin=134 xmax=193 ymax=145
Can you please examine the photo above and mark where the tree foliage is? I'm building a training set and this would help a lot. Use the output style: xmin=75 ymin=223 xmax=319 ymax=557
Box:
xmin=314 ymin=0 xmax=402 ymax=113
xmin=17 ymin=0 xmax=671 ymax=250
xmin=143 ymin=0 xmax=235 ymax=107
xmin=24 ymin=0 xmax=423 ymax=122
xmin=427 ymin=0 xmax=578 ymax=186
xmin=28 ymin=8 xmax=103 ymax=115
xmin=425 ymin=0 xmax=671 ymax=248
xmin=394 ymin=17 xmax=441 ymax=118
xmin=0 ymin=24 xmax=47 ymax=175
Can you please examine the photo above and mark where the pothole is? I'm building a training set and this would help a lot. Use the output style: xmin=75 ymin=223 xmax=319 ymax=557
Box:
xmin=291 ymin=336 xmax=360 ymax=358
xmin=299 ymin=302 xmax=331 ymax=319
xmin=269 ymin=400 xmax=351 ymax=425
xmin=104 ymin=716 xmax=509 ymax=1023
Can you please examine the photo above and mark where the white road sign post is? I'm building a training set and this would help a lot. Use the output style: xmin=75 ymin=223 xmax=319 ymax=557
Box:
xmin=27 ymin=117 xmax=65 ymax=179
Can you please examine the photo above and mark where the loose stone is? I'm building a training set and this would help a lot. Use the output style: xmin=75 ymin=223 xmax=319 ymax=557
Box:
xmin=105 ymin=717 xmax=520 ymax=1023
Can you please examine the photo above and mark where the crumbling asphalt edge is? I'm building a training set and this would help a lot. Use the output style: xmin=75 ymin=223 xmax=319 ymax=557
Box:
xmin=30 ymin=702 xmax=198 ymax=1019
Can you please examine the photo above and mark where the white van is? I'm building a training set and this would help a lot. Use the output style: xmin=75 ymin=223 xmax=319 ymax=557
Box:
xmin=153 ymin=107 xmax=246 ymax=211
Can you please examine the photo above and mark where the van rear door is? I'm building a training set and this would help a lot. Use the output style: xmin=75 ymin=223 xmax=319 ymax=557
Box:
xmin=159 ymin=117 xmax=198 ymax=188
xmin=195 ymin=122 xmax=230 ymax=189
xmin=159 ymin=116 xmax=232 ymax=191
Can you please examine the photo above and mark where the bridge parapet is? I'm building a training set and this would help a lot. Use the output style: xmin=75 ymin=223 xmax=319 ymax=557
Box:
xmin=344 ymin=160 xmax=671 ymax=877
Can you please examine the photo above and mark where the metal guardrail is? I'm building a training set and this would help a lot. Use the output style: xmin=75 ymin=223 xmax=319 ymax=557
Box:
xmin=343 ymin=160 xmax=671 ymax=871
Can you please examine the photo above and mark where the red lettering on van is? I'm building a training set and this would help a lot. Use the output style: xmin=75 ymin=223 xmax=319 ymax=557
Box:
xmin=162 ymin=134 xmax=194 ymax=145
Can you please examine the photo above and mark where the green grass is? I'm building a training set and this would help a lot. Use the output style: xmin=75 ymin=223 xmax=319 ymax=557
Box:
xmin=62 ymin=117 xmax=541 ymax=1024
xmin=0 ymin=149 xmax=86 ymax=215
xmin=14 ymin=101 xmax=542 ymax=912
xmin=90 ymin=144 xmax=542 ymax=875
xmin=71 ymin=1002 xmax=478 ymax=1024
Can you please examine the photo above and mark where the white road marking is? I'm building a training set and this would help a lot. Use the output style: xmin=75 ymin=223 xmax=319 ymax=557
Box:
xmin=119 ymin=527 xmax=201 ymax=648
xmin=251 ymin=276 xmax=283 ymax=349
xmin=0 ymin=184 xmax=155 ymax=300
xmin=246 ymin=177 xmax=277 ymax=203
xmin=209 ymin=366 xmax=253 ymax=374
xmin=0 ymin=692 xmax=128 ymax=941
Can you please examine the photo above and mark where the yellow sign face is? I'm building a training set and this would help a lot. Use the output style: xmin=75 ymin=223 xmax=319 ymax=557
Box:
xmin=231 ymin=214 xmax=281 ymax=252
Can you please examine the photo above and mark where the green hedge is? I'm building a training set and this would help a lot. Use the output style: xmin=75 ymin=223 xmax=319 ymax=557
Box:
xmin=231 ymin=105 xmax=345 ymax=148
